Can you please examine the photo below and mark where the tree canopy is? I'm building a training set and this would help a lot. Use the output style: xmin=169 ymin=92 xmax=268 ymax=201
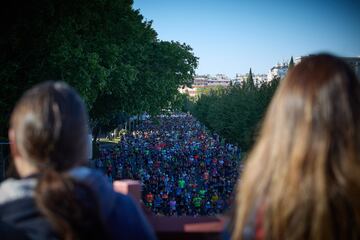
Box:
xmin=0 ymin=0 xmax=198 ymax=137
xmin=246 ymin=68 xmax=255 ymax=89
xmin=189 ymin=78 xmax=279 ymax=151
xmin=289 ymin=56 xmax=295 ymax=70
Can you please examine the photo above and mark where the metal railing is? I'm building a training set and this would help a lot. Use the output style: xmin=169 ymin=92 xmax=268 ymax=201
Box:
xmin=114 ymin=180 xmax=226 ymax=240
xmin=0 ymin=142 xmax=10 ymax=182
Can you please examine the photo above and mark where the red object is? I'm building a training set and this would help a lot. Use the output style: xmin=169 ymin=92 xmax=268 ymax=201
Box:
xmin=146 ymin=193 xmax=154 ymax=203
xmin=203 ymin=172 xmax=209 ymax=180
xmin=162 ymin=193 xmax=169 ymax=200
xmin=255 ymin=205 xmax=265 ymax=240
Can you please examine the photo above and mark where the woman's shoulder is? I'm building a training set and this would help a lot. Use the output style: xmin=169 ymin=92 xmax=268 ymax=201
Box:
xmin=0 ymin=167 xmax=104 ymax=206
xmin=0 ymin=178 xmax=37 ymax=206
xmin=0 ymin=168 xmax=156 ymax=239
xmin=68 ymin=167 xmax=118 ymax=210
xmin=0 ymin=178 xmax=57 ymax=240
xmin=69 ymin=167 xmax=156 ymax=239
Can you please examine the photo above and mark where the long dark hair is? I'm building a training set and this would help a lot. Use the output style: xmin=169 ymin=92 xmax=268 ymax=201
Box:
xmin=10 ymin=81 xmax=106 ymax=239
xmin=232 ymin=54 xmax=360 ymax=240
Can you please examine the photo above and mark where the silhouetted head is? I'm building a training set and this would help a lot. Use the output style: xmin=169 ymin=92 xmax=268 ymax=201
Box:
xmin=10 ymin=81 xmax=88 ymax=174
xmin=9 ymin=82 xmax=105 ymax=240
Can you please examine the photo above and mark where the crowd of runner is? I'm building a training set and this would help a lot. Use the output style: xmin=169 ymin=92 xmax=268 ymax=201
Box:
xmin=94 ymin=113 xmax=243 ymax=216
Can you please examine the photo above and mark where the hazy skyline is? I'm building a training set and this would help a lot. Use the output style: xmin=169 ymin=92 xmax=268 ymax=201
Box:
xmin=133 ymin=0 xmax=360 ymax=77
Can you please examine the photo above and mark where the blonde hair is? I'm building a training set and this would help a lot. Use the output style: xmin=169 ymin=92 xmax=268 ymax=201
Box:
xmin=232 ymin=54 xmax=360 ymax=240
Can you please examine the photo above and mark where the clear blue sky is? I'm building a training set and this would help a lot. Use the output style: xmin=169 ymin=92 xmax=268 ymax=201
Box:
xmin=133 ymin=0 xmax=360 ymax=77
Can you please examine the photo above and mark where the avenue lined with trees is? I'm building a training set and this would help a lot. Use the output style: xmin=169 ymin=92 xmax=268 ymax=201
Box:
xmin=0 ymin=0 xmax=280 ymax=152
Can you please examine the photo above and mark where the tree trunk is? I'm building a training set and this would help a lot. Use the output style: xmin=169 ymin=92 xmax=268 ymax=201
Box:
xmin=92 ymin=124 xmax=100 ymax=143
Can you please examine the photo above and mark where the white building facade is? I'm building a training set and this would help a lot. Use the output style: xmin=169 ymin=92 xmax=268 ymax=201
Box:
xmin=267 ymin=63 xmax=288 ymax=82
xmin=234 ymin=73 xmax=267 ymax=86
xmin=179 ymin=74 xmax=232 ymax=97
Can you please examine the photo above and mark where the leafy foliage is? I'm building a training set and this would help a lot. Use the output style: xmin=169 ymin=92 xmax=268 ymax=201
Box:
xmin=289 ymin=56 xmax=295 ymax=70
xmin=190 ymin=79 xmax=279 ymax=151
xmin=0 ymin=0 xmax=198 ymax=137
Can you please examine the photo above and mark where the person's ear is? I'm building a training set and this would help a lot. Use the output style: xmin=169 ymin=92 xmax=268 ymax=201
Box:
xmin=8 ymin=129 xmax=20 ymax=159
xmin=8 ymin=128 xmax=38 ymax=178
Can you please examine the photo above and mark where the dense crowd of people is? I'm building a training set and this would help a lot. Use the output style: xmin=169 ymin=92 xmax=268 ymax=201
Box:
xmin=95 ymin=113 xmax=243 ymax=216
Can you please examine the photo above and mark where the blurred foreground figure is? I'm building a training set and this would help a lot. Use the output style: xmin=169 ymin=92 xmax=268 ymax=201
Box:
xmin=230 ymin=54 xmax=360 ymax=240
xmin=0 ymin=82 xmax=156 ymax=240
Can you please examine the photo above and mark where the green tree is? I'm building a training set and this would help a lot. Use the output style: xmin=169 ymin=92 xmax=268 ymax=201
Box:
xmin=244 ymin=68 xmax=255 ymax=89
xmin=0 ymin=0 xmax=197 ymax=138
xmin=289 ymin=56 xmax=295 ymax=70
xmin=191 ymin=77 xmax=279 ymax=151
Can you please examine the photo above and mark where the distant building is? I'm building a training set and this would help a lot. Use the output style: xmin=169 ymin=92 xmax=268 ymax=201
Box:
xmin=193 ymin=75 xmax=209 ymax=86
xmin=192 ymin=74 xmax=231 ymax=87
xmin=207 ymin=74 xmax=231 ymax=87
xmin=254 ymin=74 xmax=267 ymax=85
xmin=344 ymin=56 xmax=360 ymax=78
xmin=180 ymin=74 xmax=232 ymax=97
xmin=234 ymin=73 xmax=247 ymax=84
xmin=178 ymin=86 xmax=198 ymax=97
xmin=234 ymin=73 xmax=267 ymax=86
xmin=182 ymin=55 xmax=360 ymax=98
xmin=267 ymin=62 xmax=288 ymax=82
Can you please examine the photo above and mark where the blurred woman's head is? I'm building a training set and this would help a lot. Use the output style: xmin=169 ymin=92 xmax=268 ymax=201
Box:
xmin=9 ymin=81 xmax=88 ymax=175
xmin=232 ymin=54 xmax=360 ymax=239
xmin=8 ymin=81 xmax=104 ymax=240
